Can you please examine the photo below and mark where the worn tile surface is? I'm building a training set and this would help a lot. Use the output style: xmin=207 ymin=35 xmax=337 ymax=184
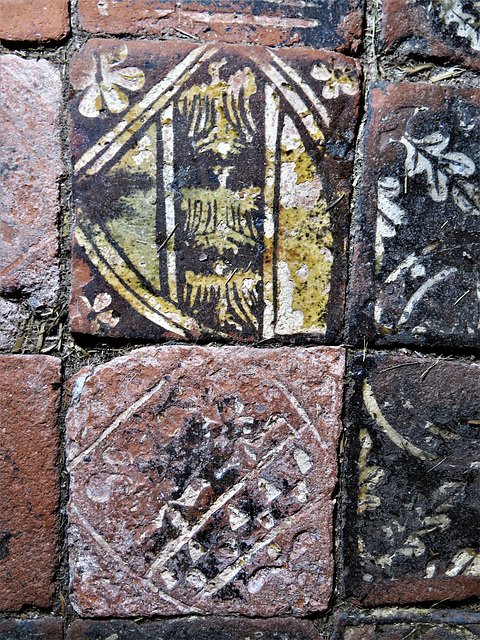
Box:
xmin=70 ymin=40 xmax=360 ymax=342
xmin=78 ymin=0 xmax=363 ymax=50
xmin=348 ymin=83 xmax=480 ymax=349
xmin=381 ymin=0 xmax=480 ymax=70
xmin=0 ymin=618 xmax=63 ymax=640
xmin=66 ymin=346 xmax=344 ymax=616
xmin=343 ymin=353 xmax=480 ymax=606
xmin=0 ymin=55 xmax=62 ymax=347
xmin=67 ymin=617 xmax=323 ymax=640
xmin=0 ymin=0 xmax=69 ymax=40
xmin=334 ymin=611 xmax=480 ymax=639
xmin=0 ymin=356 xmax=61 ymax=611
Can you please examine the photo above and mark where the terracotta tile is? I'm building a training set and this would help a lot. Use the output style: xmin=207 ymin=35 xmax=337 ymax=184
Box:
xmin=69 ymin=40 xmax=361 ymax=343
xmin=0 ymin=0 xmax=69 ymax=41
xmin=66 ymin=346 xmax=344 ymax=616
xmin=380 ymin=0 xmax=480 ymax=71
xmin=67 ymin=617 xmax=323 ymax=640
xmin=348 ymin=83 xmax=480 ymax=349
xmin=343 ymin=353 xmax=480 ymax=606
xmin=78 ymin=0 xmax=363 ymax=50
xmin=0 ymin=618 xmax=63 ymax=640
xmin=334 ymin=610 xmax=480 ymax=639
xmin=0 ymin=55 xmax=62 ymax=348
xmin=0 ymin=356 xmax=61 ymax=611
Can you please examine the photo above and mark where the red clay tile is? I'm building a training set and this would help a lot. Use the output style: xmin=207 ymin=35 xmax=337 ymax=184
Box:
xmin=78 ymin=0 xmax=362 ymax=50
xmin=0 ymin=356 xmax=61 ymax=611
xmin=66 ymin=346 xmax=344 ymax=616
xmin=0 ymin=0 xmax=69 ymax=41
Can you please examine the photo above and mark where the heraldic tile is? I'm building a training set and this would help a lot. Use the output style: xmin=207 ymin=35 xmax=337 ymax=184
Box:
xmin=348 ymin=83 xmax=480 ymax=350
xmin=66 ymin=346 xmax=344 ymax=616
xmin=69 ymin=40 xmax=361 ymax=343
xmin=343 ymin=353 xmax=480 ymax=606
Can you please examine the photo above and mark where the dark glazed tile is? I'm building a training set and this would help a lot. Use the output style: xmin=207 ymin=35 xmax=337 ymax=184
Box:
xmin=334 ymin=611 xmax=480 ymax=639
xmin=381 ymin=0 xmax=480 ymax=70
xmin=78 ymin=0 xmax=363 ymax=51
xmin=66 ymin=346 xmax=344 ymax=616
xmin=68 ymin=617 xmax=323 ymax=640
xmin=348 ymin=83 xmax=480 ymax=349
xmin=69 ymin=40 xmax=361 ymax=343
xmin=343 ymin=353 xmax=480 ymax=605
xmin=0 ymin=619 xmax=63 ymax=640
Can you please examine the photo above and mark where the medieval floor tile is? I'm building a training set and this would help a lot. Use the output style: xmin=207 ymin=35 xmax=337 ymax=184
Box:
xmin=334 ymin=610 xmax=480 ymax=639
xmin=67 ymin=617 xmax=323 ymax=640
xmin=348 ymin=83 xmax=480 ymax=349
xmin=66 ymin=346 xmax=344 ymax=616
xmin=343 ymin=353 xmax=480 ymax=606
xmin=380 ymin=0 xmax=480 ymax=70
xmin=77 ymin=0 xmax=362 ymax=50
xmin=0 ymin=55 xmax=62 ymax=349
xmin=0 ymin=618 xmax=63 ymax=640
xmin=0 ymin=356 xmax=62 ymax=611
xmin=0 ymin=0 xmax=69 ymax=40
xmin=69 ymin=40 xmax=361 ymax=343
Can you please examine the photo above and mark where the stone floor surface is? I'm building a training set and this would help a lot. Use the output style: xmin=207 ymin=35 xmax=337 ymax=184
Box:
xmin=0 ymin=0 xmax=480 ymax=633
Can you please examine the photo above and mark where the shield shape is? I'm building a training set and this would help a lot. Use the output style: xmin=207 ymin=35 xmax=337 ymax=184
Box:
xmin=70 ymin=41 xmax=359 ymax=341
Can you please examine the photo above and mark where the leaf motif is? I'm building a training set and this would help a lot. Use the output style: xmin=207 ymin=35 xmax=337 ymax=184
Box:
xmin=400 ymin=130 xmax=476 ymax=203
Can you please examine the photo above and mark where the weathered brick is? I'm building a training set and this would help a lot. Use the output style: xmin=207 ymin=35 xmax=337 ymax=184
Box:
xmin=69 ymin=40 xmax=360 ymax=343
xmin=67 ymin=617 xmax=323 ymax=640
xmin=0 ymin=356 xmax=61 ymax=611
xmin=334 ymin=611 xmax=480 ymax=639
xmin=348 ymin=83 xmax=480 ymax=349
xmin=66 ymin=346 xmax=344 ymax=616
xmin=343 ymin=353 xmax=480 ymax=606
xmin=380 ymin=0 xmax=480 ymax=70
xmin=0 ymin=618 xmax=63 ymax=640
xmin=78 ymin=0 xmax=362 ymax=50
xmin=0 ymin=55 xmax=62 ymax=344
xmin=0 ymin=0 xmax=69 ymax=41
